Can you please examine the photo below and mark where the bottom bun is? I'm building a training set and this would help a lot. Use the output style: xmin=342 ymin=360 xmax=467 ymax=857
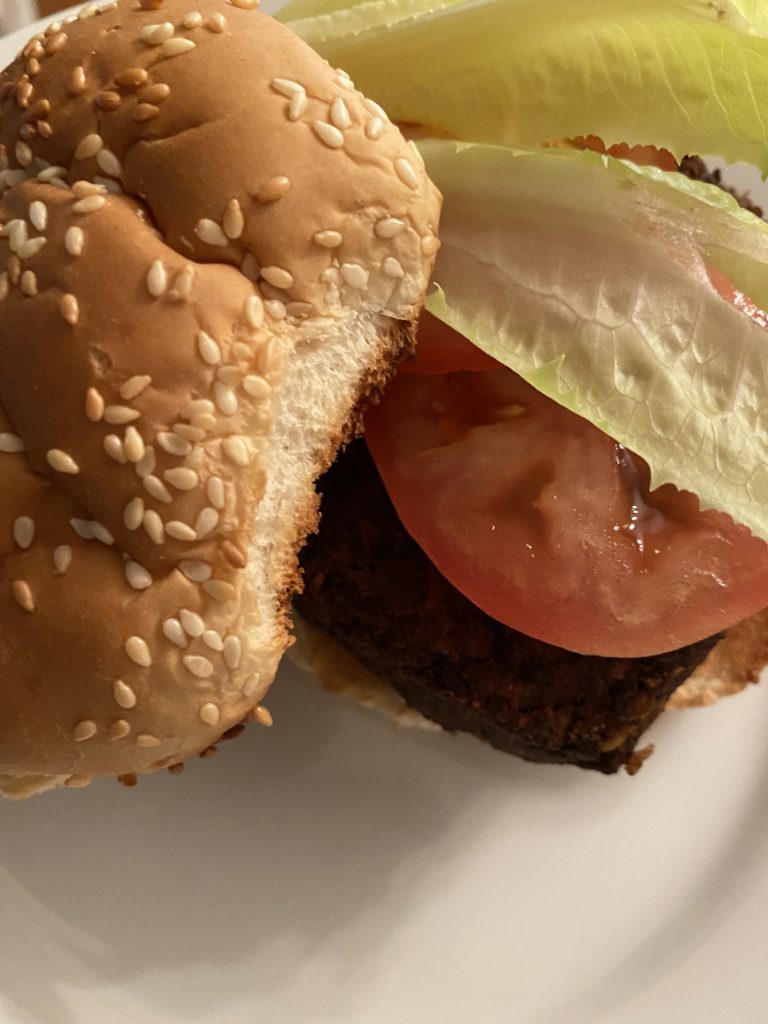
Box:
xmin=290 ymin=610 xmax=768 ymax=747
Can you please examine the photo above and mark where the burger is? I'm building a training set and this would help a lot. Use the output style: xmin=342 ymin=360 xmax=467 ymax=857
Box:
xmin=0 ymin=0 xmax=440 ymax=797
xmin=283 ymin=0 xmax=768 ymax=771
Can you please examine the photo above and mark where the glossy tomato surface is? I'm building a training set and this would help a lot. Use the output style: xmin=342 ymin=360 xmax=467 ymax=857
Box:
xmin=366 ymin=322 xmax=768 ymax=657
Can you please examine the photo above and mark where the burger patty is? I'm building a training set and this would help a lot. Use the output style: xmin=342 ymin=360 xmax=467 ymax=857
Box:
xmin=296 ymin=440 xmax=720 ymax=774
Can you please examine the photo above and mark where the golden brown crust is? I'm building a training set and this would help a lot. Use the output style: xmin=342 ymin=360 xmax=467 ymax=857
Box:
xmin=0 ymin=0 xmax=441 ymax=791
xmin=667 ymin=609 xmax=768 ymax=708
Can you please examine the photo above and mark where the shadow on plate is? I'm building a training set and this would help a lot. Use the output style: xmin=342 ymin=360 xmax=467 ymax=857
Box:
xmin=0 ymin=661 xmax=592 ymax=1024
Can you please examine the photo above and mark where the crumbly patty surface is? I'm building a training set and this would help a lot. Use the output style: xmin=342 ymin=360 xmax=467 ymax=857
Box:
xmin=296 ymin=441 xmax=720 ymax=773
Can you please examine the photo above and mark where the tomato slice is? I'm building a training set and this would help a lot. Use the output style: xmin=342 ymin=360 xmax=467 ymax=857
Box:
xmin=402 ymin=312 xmax=501 ymax=374
xmin=365 ymin=360 xmax=768 ymax=658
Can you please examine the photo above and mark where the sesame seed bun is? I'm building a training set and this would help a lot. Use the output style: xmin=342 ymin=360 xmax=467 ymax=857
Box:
xmin=0 ymin=0 xmax=441 ymax=796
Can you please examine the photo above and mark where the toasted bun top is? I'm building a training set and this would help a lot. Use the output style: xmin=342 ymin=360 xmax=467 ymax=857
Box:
xmin=0 ymin=0 xmax=441 ymax=791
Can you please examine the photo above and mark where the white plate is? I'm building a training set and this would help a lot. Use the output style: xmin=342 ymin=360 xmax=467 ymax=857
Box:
xmin=2 ymin=11 xmax=768 ymax=1024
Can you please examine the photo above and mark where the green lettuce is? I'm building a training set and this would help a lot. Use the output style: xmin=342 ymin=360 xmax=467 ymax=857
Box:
xmin=419 ymin=140 xmax=768 ymax=540
xmin=283 ymin=0 xmax=768 ymax=173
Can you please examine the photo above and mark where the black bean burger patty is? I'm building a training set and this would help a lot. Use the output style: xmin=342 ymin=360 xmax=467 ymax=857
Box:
xmin=296 ymin=440 xmax=720 ymax=773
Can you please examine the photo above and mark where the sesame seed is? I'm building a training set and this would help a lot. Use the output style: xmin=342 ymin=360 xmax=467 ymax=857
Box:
xmin=217 ymin=366 xmax=242 ymax=385
xmin=169 ymin=264 xmax=194 ymax=300
xmin=313 ymin=229 xmax=342 ymax=248
xmin=195 ymin=219 xmax=228 ymax=247
xmin=199 ymin=702 xmax=220 ymax=726
xmin=120 ymin=374 xmax=152 ymax=400
xmin=75 ymin=133 xmax=103 ymax=160
xmin=313 ymin=121 xmax=344 ymax=149
xmin=222 ymin=436 xmax=250 ymax=466
xmin=0 ymin=433 xmax=23 ymax=453
xmin=288 ymin=91 xmax=307 ymax=121
xmin=72 ymin=180 xmax=105 ymax=198
xmin=74 ymin=720 xmax=97 ymax=742
xmin=223 ymin=199 xmax=244 ymax=240
xmin=245 ymin=294 xmax=264 ymax=328
xmin=27 ymin=58 xmax=41 ymax=76
xmin=264 ymin=299 xmax=287 ymax=320
xmin=256 ymin=176 xmax=290 ymax=202
xmin=104 ymin=434 xmax=126 ymax=463
xmin=140 ymin=22 xmax=175 ymax=44
xmin=261 ymin=265 xmax=294 ymax=290
xmin=155 ymin=434 xmax=189 ymax=460
xmin=375 ymin=217 xmax=406 ymax=238
xmin=164 ymin=467 xmax=199 ymax=490
xmin=115 ymin=67 xmax=149 ymax=89
xmin=133 ymin=103 xmax=160 ymax=122
xmin=366 ymin=117 xmax=384 ymax=140
xmin=123 ymin=426 xmax=146 ymax=463
xmin=174 ymin=423 xmax=205 ymax=442
xmin=206 ymin=12 xmax=228 ymax=31
xmin=45 ymin=32 xmax=68 ymax=55
xmin=0 ymin=274 xmax=8 ymax=302
xmin=183 ymin=655 xmax=213 ymax=678
xmin=395 ymin=157 xmax=419 ymax=189
xmin=109 ymin=720 xmax=131 ymax=741
xmin=161 ymin=37 xmax=196 ymax=58
xmin=18 ymin=238 xmax=47 ymax=261
xmin=20 ymin=271 xmax=37 ymax=296
xmin=242 ymin=374 xmax=270 ymax=400
xmin=207 ymin=477 xmax=225 ymax=510
xmin=65 ymin=774 xmax=92 ymax=788
xmin=253 ymin=704 xmax=273 ymax=726
xmin=94 ymin=90 xmax=121 ymax=111
xmin=47 ymin=449 xmax=79 ymax=474
xmin=135 ymin=445 xmax=157 ymax=477
xmin=124 ymin=497 xmax=145 ymax=530
xmin=179 ymin=559 xmax=212 ymax=581
xmin=421 ymin=234 xmax=440 ymax=256
xmin=330 ymin=98 xmax=351 ymax=130
xmin=70 ymin=518 xmax=95 ymax=540
xmin=143 ymin=474 xmax=173 ymax=503
xmin=53 ymin=545 xmax=72 ymax=574
xmin=91 ymin=521 xmax=114 ymax=545
xmin=229 ymin=0 xmax=259 ymax=8
xmin=191 ymin=413 xmax=217 ymax=432
xmin=335 ymin=73 xmax=353 ymax=89
xmin=196 ymin=330 xmax=221 ymax=365
xmin=139 ymin=0 xmax=164 ymax=8
xmin=78 ymin=3 xmax=99 ymax=18
xmin=96 ymin=149 xmax=122 ymax=178
xmin=73 ymin=194 xmax=106 ymax=215
xmin=147 ymin=259 xmax=167 ymax=297
xmin=125 ymin=560 xmax=152 ymax=590
xmin=5 ymin=219 xmax=28 ymax=251
xmin=195 ymin=506 xmax=219 ymax=538
xmin=143 ymin=509 xmax=165 ymax=544
xmin=232 ymin=342 xmax=253 ymax=362
xmin=224 ymin=635 xmax=242 ymax=669
xmin=70 ymin=67 xmax=86 ymax=94
xmin=13 ymin=516 xmax=34 ymax=549
xmin=125 ymin=635 xmax=152 ymax=667
xmin=12 ymin=580 xmax=34 ymax=612
xmin=136 ymin=734 xmax=161 ymax=748
xmin=364 ymin=97 xmax=388 ymax=120
xmin=202 ymin=630 xmax=224 ymax=651
xmin=182 ymin=11 xmax=204 ymax=28
xmin=182 ymin=398 xmax=215 ymax=419
xmin=341 ymin=263 xmax=369 ymax=290
xmin=163 ymin=618 xmax=188 ymax=648
xmin=180 ymin=608 xmax=205 ymax=637
xmin=214 ymin=382 xmax=239 ymax=415
xmin=166 ymin=520 xmax=197 ymax=541
xmin=105 ymin=405 xmax=141 ymax=425
xmin=383 ymin=256 xmax=405 ymax=278
xmin=29 ymin=200 xmax=47 ymax=231
xmin=65 ymin=226 xmax=85 ymax=256
xmin=271 ymin=77 xmax=304 ymax=98
xmin=140 ymin=83 xmax=172 ymax=106
xmin=203 ymin=579 xmax=235 ymax=602
xmin=113 ymin=679 xmax=138 ymax=710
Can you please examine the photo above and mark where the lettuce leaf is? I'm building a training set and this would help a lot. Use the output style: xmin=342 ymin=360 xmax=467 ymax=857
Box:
xmin=419 ymin=140 xmax=768 ymax=540
xmin=284 ymin=0 xmax=768 ymax=173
